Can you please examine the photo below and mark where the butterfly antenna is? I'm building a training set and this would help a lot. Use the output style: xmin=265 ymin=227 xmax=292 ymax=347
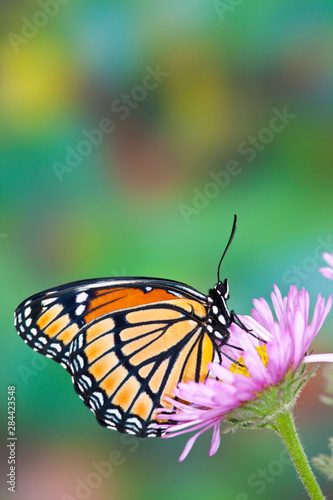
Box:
xmin=217 ymin=214 xmax=237 ymax=282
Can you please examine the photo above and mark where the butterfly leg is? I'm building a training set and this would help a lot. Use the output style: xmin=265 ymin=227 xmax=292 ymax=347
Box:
xmin=220 ymin=349 xmax=245 ymax=368
xmin=230 ymin=310 xmax=266 ymax=343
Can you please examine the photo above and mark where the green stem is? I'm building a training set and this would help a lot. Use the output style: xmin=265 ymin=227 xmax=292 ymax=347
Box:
xmin=274 ymin=411 xmax=325 ymax=500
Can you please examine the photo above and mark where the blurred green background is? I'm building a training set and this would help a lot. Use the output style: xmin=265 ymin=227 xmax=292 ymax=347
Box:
xmin=1 ymin=0 xmax=333 ymax=499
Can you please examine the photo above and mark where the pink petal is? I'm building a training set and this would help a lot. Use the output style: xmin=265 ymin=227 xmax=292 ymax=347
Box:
xmin=178 ymin=422 xmax=216 ymax=462
xmin=291 ymin=309 xmax=307 ymax=368
xmin=240 ymin=315 xmax=273 ymax=341
xmin=319 ymin=267 xmax=333 ymax=280
xmin=209 ymin=423 xmax=221 ymax=456
xmin=322 ymin=252 xmax=333 ymax=268
xmin=243 ymin=347 xmax=268 ymax=384
xmin=208 ymin=363 xmax=235 ymax=383
xmin=297 ymin=288 xmax=310 ymax=327
xmin=266 ymin=341 xmax=289 ymax=384
xmin=165 ymin=420 xmax=213 ymax=438
xmin=252 ymin=298 xmax=275 ymax=330
xmin=310 ymin=295 xmax=332 ymax=342
xmin=303 ymin=353 xmax=333 ymax=363
xmin=178 ymin=435 xmax=200 ymax=462
xmin=271 ymin=285 xmax=287 ymax=327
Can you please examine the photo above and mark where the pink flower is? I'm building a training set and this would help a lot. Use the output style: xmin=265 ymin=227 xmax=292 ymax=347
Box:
xmin=319 ymin=252 xmax=333 ymax=280
xmin=157 ymin=285 xmax=333 ymax=462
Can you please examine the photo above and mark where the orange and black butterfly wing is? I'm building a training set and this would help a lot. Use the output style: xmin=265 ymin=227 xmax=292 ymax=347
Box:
xmin=14 ymin=284 xmax=88 ymax=373
xmin=14 ymin=277 xmax=215 ymax=436
xmin=70 ymin=294 xmax=215 ymax=437
xmin=14 ymin=278 xmax=157 ymax=372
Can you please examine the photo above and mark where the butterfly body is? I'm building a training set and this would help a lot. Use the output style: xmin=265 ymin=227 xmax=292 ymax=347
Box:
xmin=14 ymin=276 xmax=233 ymax=437
xmin=206 ymin=279 xmax=232 ymax=342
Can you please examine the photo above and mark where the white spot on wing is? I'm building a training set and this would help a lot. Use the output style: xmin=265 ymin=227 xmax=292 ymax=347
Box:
xmin=126 ymin=417 xmax=142 ymax=428
xmin=24 ymin=307 xmax=31 ymax=318
xmin=77 ymin=333 xmax=84 ymax=349
xmin=76 ymin=292 xmax=88 ymax=303
xmin=169 ymin=291 xmax=184 ymax=298
xmin=76 ymin=354 xmax=84 ymax=369
xmin=80 ymin=374 xmax=92 ymax=387
xmin=92 ymin=392 xmax=104 ymax=408
xmin=50 ymin=343 xmax=62 ymax=352
xmin=104 ymin=421 xmax=116 ymax=429
xmin=42 ymin=298 xmax=56 ymax=306
xmin=105 ymin=408 xmax=122 ymax=420
xmin=25 ymin=318 xmax=32 ymax=327
xmin=75 ymin=305 xmax=86 ymax=316
xmin=89 ymin=399 xmax=96 ymax=410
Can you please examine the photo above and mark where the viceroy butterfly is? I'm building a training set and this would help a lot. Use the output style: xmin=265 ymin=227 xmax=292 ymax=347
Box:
xmin=14 ymin=215 xmax=248 ymax=437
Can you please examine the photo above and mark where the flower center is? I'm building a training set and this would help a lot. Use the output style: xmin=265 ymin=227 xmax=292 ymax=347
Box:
xmin=229 ymin=345 xmax=268 ymax=376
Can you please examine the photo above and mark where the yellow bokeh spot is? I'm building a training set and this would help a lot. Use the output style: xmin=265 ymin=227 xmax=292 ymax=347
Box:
xmin=161 ymin=43 xmax=235 ymax=152
xmin=0 ymin=37 xmax=77 ymax=136
xmin=229 ymin=345 xmax=268 ymax=376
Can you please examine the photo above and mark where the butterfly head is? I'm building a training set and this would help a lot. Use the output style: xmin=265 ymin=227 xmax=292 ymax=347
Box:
xmin=209 ymin=278 xmax=231 ymax=315
xmin=214 ymin=278 xmax=230 ymax=300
